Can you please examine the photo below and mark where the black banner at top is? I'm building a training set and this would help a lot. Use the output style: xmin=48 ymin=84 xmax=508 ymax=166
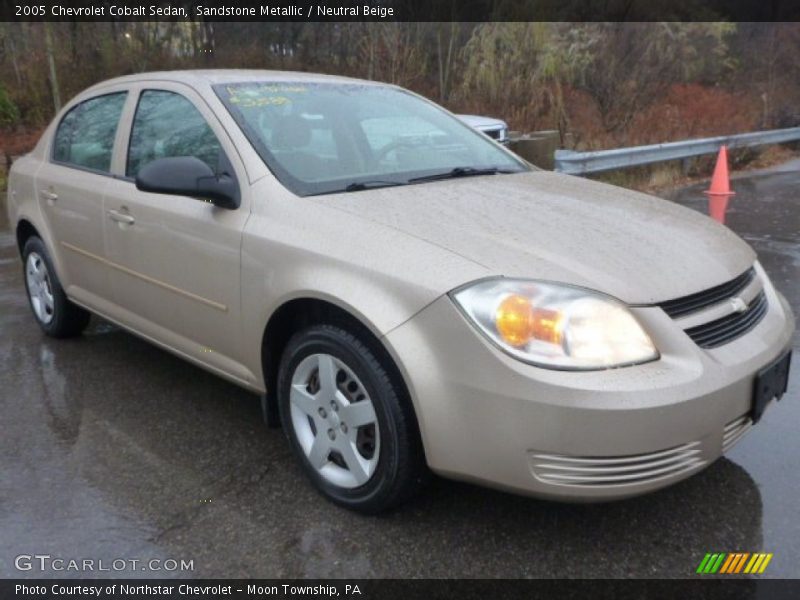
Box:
xmin=2 ymin=0 xmax=800 ymax=22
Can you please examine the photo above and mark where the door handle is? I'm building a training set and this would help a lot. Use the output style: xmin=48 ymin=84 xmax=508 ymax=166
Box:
xmin=107 ymin=209 xmax=135 ymax=225
xmin=39 ymin=190 xmax=58 ymax=203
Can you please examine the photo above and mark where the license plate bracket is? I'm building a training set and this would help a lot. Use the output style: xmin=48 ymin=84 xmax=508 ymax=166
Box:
xmin=752 ymin=351 xmax=792 ymax=423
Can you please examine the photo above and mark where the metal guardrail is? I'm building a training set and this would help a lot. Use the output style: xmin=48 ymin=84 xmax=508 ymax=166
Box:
xmin=554 ymin=127 xmax=800 ymax=175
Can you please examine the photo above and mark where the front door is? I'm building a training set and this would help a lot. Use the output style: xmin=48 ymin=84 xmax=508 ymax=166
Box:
xmin=102 ymin=85 xmax=253 ymax=385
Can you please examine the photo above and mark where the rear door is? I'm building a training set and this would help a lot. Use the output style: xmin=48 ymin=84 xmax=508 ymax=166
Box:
xmin=35 ymin=89 xmax=129 ymax=305
xmin=102 ymin=84 xmax=253 ymax=385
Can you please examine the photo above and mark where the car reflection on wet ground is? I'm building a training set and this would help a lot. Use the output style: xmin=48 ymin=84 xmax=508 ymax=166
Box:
xmin=0 ymin=161 xmax=797 ymax=579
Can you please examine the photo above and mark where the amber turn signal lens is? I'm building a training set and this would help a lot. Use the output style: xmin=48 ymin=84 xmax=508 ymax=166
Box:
xmin=495 ymin=294 xmax=535 ymax=346
xmin=495 ymin=294 xmax=563 ymax=347
xmin=531 ymin=307 xmax=563 ymax=345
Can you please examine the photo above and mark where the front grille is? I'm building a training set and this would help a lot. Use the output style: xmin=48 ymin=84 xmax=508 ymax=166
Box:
xmin=659 ymin=268 xmax=755 ymax=318
xmin=529 ymin=441 xmax=705 ymax=487
xmin=684 ymin=291 xmax=768 ymax=349
xmin=722 ymin=415 xmax=753 ymax=453
xmin=657 ymin=266 xmax=768 ymax=349
xmin=483 ymin=129 xmax=501 ymax=140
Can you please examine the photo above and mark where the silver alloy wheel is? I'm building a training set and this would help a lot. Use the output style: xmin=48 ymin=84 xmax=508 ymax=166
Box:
xmin=25 ymin=252 xmax=55 ymax=325
xmin=290 ymin=353 xmax=380 ymax=488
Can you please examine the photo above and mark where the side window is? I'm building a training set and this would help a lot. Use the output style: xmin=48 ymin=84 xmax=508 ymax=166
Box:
xmin=52 ymin=92 xmax=127 ymax=172
xmin=127 ymin=90 xmax=222 ymax=178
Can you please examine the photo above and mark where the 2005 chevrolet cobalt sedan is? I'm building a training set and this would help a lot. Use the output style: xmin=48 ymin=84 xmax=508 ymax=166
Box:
xmin=7 ymin=70 xmax=794 ymax=513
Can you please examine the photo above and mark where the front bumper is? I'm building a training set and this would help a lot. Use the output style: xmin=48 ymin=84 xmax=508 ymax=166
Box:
xmin=383 ymin=281 xmax=794 ymax=501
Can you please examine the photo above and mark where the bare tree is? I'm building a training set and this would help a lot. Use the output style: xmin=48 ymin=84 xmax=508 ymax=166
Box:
xmin=43 ymin=22 xmax=61 ymax=112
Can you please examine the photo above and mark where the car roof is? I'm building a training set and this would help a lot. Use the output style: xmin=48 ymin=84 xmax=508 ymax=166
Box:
xmin=456 ymin=115 xmax=507 ymax=128
xmin=86 ymin=69 xmax=385 ymax=94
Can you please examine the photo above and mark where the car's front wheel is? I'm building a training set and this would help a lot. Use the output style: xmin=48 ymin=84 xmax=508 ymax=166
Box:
xmin=22 ymin=236 xmax=91 ymax=338
xmin=277 ymin=324 xmax=424 ymax=513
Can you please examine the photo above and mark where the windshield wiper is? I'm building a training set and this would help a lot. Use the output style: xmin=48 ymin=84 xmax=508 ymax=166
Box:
xmin=343 ymin=180 xmax=406 ymax=192
xmin=408 ymin=166 xmax=517 ymax=184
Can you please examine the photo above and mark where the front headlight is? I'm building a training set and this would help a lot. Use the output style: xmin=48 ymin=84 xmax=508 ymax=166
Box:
xmin=451 ymin=279 xmax=658 ymax=370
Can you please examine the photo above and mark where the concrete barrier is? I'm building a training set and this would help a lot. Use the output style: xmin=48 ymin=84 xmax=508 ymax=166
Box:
xmin=508 ymin=130 xmax=560 ymax=170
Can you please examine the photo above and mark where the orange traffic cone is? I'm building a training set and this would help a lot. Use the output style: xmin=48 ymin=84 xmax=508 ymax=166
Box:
xmin=704 ymin=146 xmax=735 ymax=224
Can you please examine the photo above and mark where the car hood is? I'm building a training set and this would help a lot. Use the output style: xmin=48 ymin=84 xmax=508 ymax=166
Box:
xmin=309 ymin=171 xmax=755 ymax=304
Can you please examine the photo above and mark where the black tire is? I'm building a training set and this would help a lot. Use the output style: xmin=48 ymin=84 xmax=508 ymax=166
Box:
xmin=277 ymin=323 xmax=425 ymax=513
xmin=22 ymin=236 xmax=91 ymax=338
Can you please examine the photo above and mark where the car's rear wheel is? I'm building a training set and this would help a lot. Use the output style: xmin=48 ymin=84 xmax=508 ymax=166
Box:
xmin=277 ymin=324 xmax=424 ymax=513
xmin=22 ymin=236 xmax=91 ymax=338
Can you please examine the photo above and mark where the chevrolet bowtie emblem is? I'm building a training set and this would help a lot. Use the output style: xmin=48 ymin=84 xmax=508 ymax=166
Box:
xmin=730 ymin=297 xmax=747 ymax=313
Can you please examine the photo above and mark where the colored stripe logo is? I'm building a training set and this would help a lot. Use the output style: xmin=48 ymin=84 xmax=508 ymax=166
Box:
xmin=696 ymin=552 xmax=773 ymax=574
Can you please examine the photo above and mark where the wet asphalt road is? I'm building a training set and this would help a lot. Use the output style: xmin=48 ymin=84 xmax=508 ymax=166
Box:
xmin=0 ymin=163 xmax=798 ymax=580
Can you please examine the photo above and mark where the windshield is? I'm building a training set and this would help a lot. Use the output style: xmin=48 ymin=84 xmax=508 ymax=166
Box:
xmin=213 ymin=82 xmax=528 ymax=196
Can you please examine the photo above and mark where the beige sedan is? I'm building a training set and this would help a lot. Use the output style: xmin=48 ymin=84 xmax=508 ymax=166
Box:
xmin=7 ymin=70 xmax=794 ymax=513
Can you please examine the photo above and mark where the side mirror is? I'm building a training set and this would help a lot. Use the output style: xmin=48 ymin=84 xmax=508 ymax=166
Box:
xmin=135 ymin=156 xmax=240 ymax=210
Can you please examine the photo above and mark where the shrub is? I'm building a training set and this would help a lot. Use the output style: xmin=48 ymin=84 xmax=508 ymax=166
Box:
xmin=0 ymin=84 xmax=20 ymax=127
